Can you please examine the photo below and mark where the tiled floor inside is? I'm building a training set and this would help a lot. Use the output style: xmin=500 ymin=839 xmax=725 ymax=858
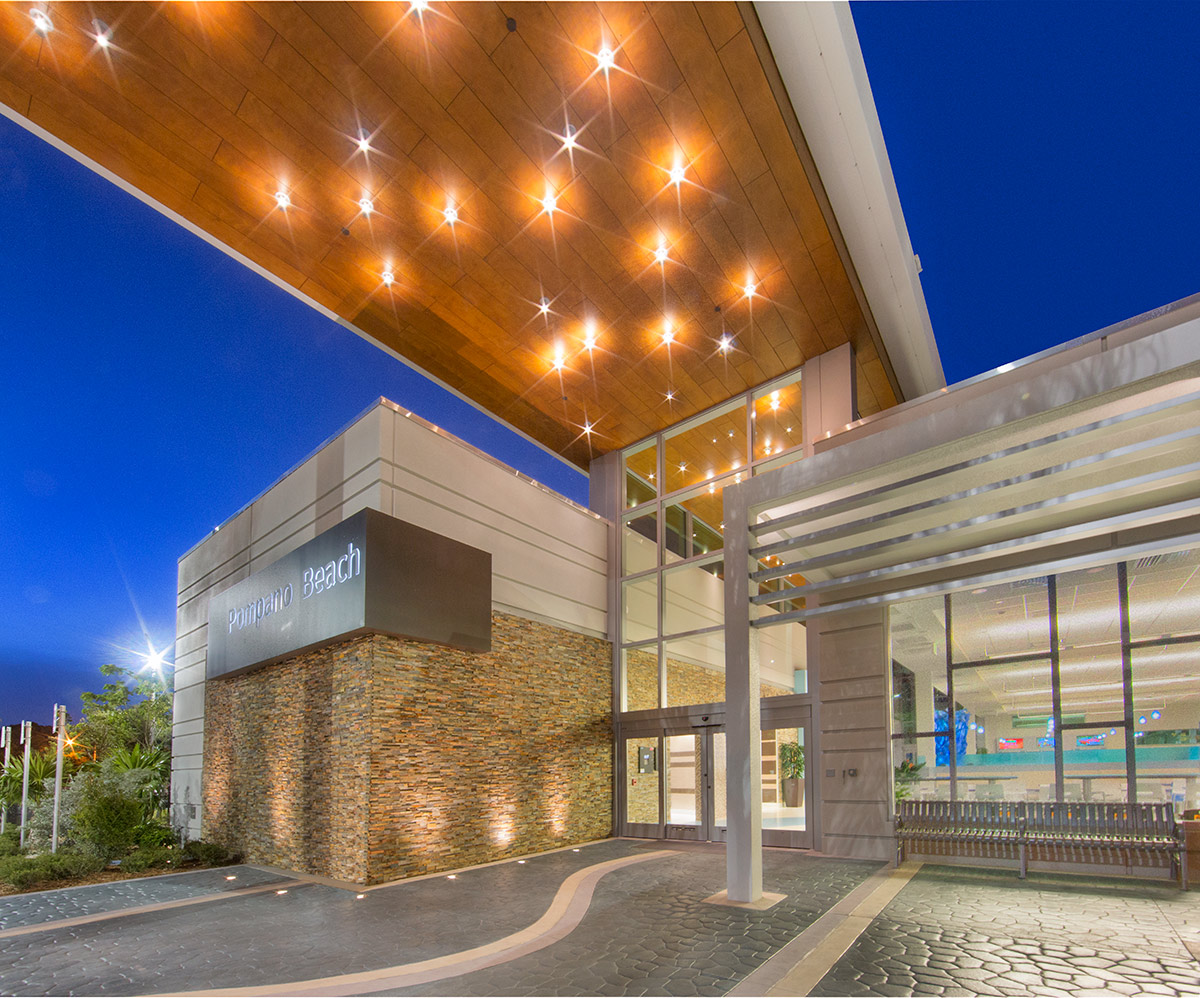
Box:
xmin=0 ymin=840 xmax=1197 ymax=996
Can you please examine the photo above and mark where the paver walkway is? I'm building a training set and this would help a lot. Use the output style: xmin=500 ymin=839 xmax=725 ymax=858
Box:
xmin=810 ymin=865 xmax=1200 ymax=997
xmin=2 ymin=844 xmax=1200 ymax=996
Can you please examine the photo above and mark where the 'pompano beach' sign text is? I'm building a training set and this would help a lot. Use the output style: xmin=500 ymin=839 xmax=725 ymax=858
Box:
xmin=206 ymin=510 xmax=491 ymax=679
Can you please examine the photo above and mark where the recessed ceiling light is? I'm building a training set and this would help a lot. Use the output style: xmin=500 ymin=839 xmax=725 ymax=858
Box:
xmin=29 ymin=7 xmax=52 ymax=34
xmin=583 ymin=421 xmax=593 ymax=435
xmin=678 ymin=462 xmax=686 ymax=472
xmin=92 ymin=19 xmax=112 ymax=48
xmin=718 ymin=334 xmax=732 ymax=354
xmin=744 ymin=282 xmax=757 ymax=298
xmin=443 ymin=204 xmax=458 ymax=225
xmin=274 ymin=190 xmax=291 ymax=210
xmin=356 ymin=130 xmax=372 ymax=153
xmin=583 ymin=322 xmax=597 ymax=351
xmin=541 ymin=192 xmax=557 ymax=215
xmin=669 ymin=163 xmax=686 ymax=187
xmin=552 ymin=345 xmax=566 ymax=371
xmin=359 ymin=197 xmax=374 ymax=216
xmin=561 ymin=123 xmax=578 ymax=152
xmin=382 ymin=269 xmax=394 ymax=287
xmin=654 ymin=244 xmax=669 ymax=265
xmin=661 ymin=321 xmax=674 ymax=345
xmin=597 ymin=47 xmax=615 ymax=72
xmin=411 ymin=0 xmax=430 ymax=13
xmin=665 ymin=390 xmax=675 ymax=402
xmin=538 ymin=297 xmax=551 ymax=316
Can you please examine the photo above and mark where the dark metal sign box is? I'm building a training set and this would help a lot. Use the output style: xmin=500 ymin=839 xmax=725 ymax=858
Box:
xmin=206 ymin=509 xmax=491 ymax=679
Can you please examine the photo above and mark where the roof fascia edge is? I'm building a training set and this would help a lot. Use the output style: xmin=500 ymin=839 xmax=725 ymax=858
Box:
xmin=0 ymin=101 xmax=584 ymax=482
xmin=753 ymin=0 xmax=946 ymax=399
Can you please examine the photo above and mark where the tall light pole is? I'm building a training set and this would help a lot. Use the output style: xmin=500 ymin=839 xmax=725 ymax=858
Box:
xmin=51 ymin=704 xmax=67 ymax=853
xmin=18 ymin=721 xmax=32 ymax=849
xmin=0 ymin=725 xmax=10 ymax=835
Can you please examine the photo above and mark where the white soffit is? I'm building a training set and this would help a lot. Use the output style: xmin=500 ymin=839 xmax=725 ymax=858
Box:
xmin=755 ymin=1 xmax=946 ymax=399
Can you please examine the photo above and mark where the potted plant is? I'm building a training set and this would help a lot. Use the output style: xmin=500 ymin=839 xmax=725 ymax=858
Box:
xmin=779 ymin=741 xmax=805 ymax=808
xmin=894 ymin=759 xmax=925 ymax=801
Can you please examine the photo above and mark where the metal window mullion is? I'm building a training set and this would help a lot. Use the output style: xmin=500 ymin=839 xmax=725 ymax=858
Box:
xmin=656 ymin=431 xmax=666 ymax=710
xmin=1118 ymin=561 xmax=1138 ymax=802
xmin=945 ymin=594 xmax=957 ymax=801
xmin=1049 ymin=575 xmax=1064 ymax=802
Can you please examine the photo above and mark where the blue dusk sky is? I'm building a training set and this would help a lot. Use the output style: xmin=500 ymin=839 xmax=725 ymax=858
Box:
xmin=1 ymin=2 xmax=1198 ymax=726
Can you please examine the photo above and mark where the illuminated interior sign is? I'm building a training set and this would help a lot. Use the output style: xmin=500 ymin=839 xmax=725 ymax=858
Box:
xmin=206 ymin=509 xmax=490 ymax=679
xmin=996 ymin=738 xmax=1024 ymax=751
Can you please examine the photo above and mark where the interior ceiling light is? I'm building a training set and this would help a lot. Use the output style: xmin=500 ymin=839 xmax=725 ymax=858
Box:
xmin=561 ymin=123 xmax=578 ymax=152
xmin=359 ymin=197 xmax=374 ymax=216
xmin=274 ymin=190 xmax=291 ymax=210
xmin=443 ymin=204 xmax=458 ymax=225
xmin=92 ymin=19 xmax=111 ymax=48
xmin=678 ymin=462 xmax=687 ymax=473
xmin=654 ymin=244 xmax=669 ymax=265
xmin=661 ymin=320 xmax=674 ymax=345
xmin=583 ymin=322 xmax=597 ymax=351
xmin=744 ymin=282 xmax=757 ymax=299
xmin=29 ymin=7 xmax=52 ymax=34
xmin=537 ymin=297 xmax=551 ymax=316
xmin=665 ymin=390 xmax=675 ymax=402
xmin=541 ymin=192 xmax=557 ymax=215
xmin=582 ymin=421 xmax=593 ymax=435
xmin=355 ymin=129 xmax=371 ymax=154
xmin=552 ymin=344 xmax=566 ymax=371
xmin=410 ymin=0 xmax=430 ymax=14
xmin=718 ymin=334 xmax=732 ymax=354
xmin=381 ymin=269 xmax=394 ymax=287
xmin=669 ymin=163 xmax=686 ymax=187
xmin=596 ymin=47 xmax=615 ymax=72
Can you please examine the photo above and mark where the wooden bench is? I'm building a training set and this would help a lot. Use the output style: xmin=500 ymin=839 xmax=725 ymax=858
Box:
xmin=896 ymin=800 xmax=1187 ymax=889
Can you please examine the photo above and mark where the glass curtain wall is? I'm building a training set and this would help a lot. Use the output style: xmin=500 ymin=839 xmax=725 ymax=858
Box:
xmin=618 ymin=370 xmax=804 ymax=712
xmin=889 ymin=547 xmax=1200 ymax=810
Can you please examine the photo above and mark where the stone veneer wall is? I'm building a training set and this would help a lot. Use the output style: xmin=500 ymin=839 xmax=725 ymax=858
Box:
xmin=203 ymin=611 xmax=612 ymax=884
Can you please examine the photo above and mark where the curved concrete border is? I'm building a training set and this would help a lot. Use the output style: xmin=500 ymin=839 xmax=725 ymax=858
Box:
xmin=170 ymin=849 xmax=676 ymax=997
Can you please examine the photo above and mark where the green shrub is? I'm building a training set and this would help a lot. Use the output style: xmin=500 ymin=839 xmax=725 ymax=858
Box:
xmin=0 ymin=851 xmax=103 ymax=889
xmin=122 ymin=845 xmax=178 ymax=873
xmin=183 ymin=840 xmax=235 ymax=865
xmin=0 ymin=828 xmax=21 ymax=857
xmin=134 ymin=821 xmax=175 ymax=849
xmin=72 ymin=784 xmax=143 ymax=860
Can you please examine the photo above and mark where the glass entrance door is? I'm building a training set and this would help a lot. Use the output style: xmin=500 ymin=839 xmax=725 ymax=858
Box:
xmin=621 ymin=717 xmax=812 ymax=848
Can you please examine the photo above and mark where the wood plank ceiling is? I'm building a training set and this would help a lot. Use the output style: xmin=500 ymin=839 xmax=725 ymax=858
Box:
xmin=0 ymin=1 xmax=900 ymax=468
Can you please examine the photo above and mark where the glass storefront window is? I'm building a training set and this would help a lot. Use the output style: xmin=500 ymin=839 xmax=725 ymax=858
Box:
xmin=662 ymin=480 xmax=728 ymax=563
xmin=752 ymin=373 xmax=802 ymax=463
xmin=622 ymin=510 xmax=657 ymax=575
xmin=663 ymin=557 xmax=724 ymax=636
xmin=623 ymin=440 xmax=657 ymax=509
xmin=664 ymin=631 xmax=725 ymax=708
xmin=622 ymin=576 xmax=657 ymax=645
xmin=666 ymin=734 xmax=702 ymax=825
xmin=622 ymin=645 xmax=659 ymax=712
xmin=624 ymin=737 xmax=660 ymax=824
xmin=764 ymin=726 xmax=806 ymax=829
xmin=890 ymin=547 xmax=1200 ymax=808
xmin=756 ymin=622 xmax=806 ymax=696
xmin=662 ymin=401 xmax=747 ymax=495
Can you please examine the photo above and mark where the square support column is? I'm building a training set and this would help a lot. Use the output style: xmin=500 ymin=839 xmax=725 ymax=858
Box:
xmin=723 ymin=484 xmax=762 ymax=902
